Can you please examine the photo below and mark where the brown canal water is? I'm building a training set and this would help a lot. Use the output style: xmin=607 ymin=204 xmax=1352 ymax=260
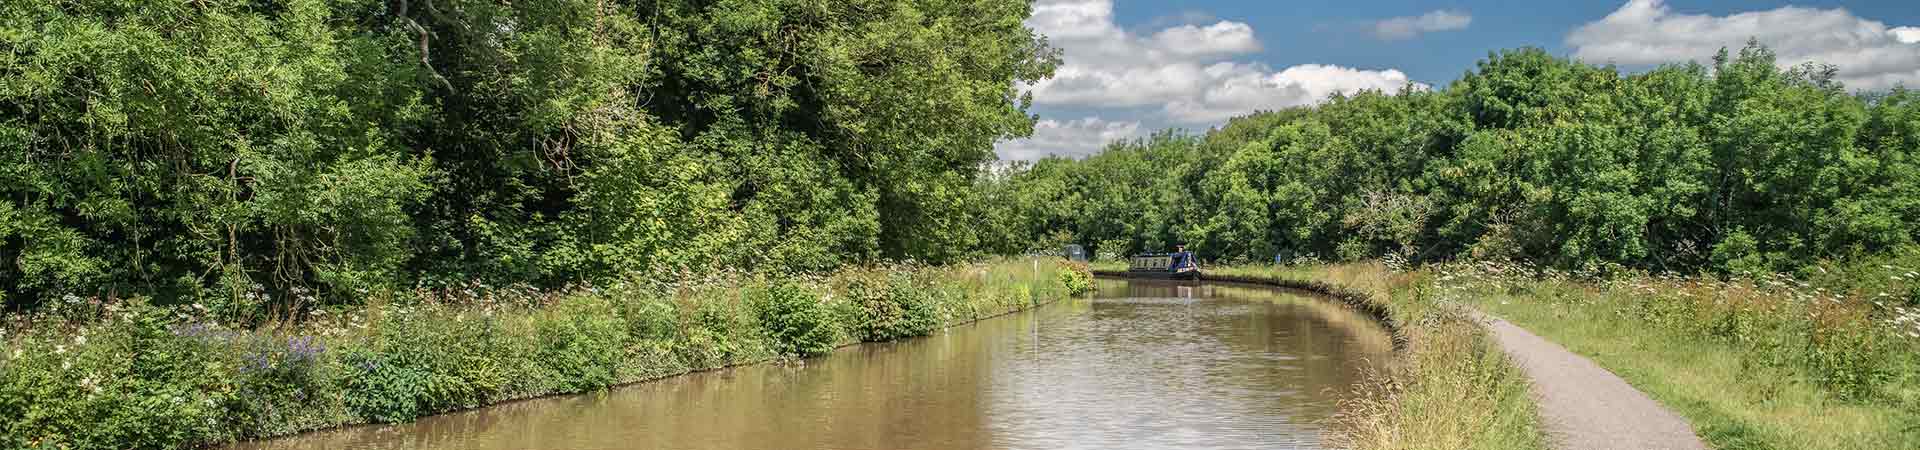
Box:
xmin=233 ymin=278 xmax=1394 ymax=450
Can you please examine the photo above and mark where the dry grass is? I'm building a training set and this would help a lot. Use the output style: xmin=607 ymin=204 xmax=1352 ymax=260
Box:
xmin=1326 ymin=311 xmax=1543 ymax=450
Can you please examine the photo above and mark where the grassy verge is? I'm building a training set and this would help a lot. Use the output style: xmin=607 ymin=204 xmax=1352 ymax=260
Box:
xmin=1095 ymin=262 xmax=1547 ymax=450
xmin=0 ymin=258 xmax=1093 ymax=450
xmin=1436 ymin=262 xmax=1920 ymax=450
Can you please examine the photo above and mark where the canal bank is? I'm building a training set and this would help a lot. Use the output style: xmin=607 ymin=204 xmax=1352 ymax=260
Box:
xmin=1092 ymin=269 xmax=1408 ymax=350
xmin=230 ymin=277 xmax=1396 ymax=449
xmin=2 ymin=259 xmax=1091 ymax=450
xmin=1136 ymin=263 xmax=1738 ymax=450
xmin=1098 ymin=262 xmax=1550 ymax=450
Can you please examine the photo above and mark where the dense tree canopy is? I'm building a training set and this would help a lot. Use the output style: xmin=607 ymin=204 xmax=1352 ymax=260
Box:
xmin=0 ymin=0 xmax=1057 ymax=310
xmin=7 ymin=0 xmax=1916 ymax=313
xmin=994 ymin=45 xmax=1920 ymax=275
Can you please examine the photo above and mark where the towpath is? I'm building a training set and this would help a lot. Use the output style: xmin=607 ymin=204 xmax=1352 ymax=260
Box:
xmin=1478 ymin=313 xmax=1709 ymax=450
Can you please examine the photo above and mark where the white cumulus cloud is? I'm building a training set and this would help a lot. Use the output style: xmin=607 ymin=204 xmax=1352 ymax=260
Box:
xmin=1372 ymin=10 xmax=1473 ymax=41
xmin=1568 ymin=0 xmax=1920 ymax=91
xmin=1167 ymin=64 xmax=1419 ymax=123
xmin=1150 ymin=21 xmax=1263 ymax=58
xmin=995 ymin=118 xmax=1143 ymax=161
xmin=1022 ymin=0 xmax=1418 ymax=121
xmin=1894 ymin=27 xmax=1920 ymax=44
xmin=998 ymin=0 xmax=1421 ymax=160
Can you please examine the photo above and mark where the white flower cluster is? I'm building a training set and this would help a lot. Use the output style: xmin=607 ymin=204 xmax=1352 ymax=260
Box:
xmin=1888 ymin=305 xmax=1920 ymax=340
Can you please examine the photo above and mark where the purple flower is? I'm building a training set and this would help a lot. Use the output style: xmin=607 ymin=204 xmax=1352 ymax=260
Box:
xmin=241 ymin=352 xmax=272 ymax=373
xmin=172 ymin=322 xmax=212 ymax=339
xmin=287 ymin=335 xmax=324 ymax=363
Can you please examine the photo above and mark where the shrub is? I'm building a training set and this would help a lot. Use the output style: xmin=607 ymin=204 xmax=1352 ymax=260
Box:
xmin=754 ymin=283 xmax=840 ymax=357
xmin=1805 ymin=321 xmax=1898 ymax=400
xmin=337 ymin=346 xmax=428 ymax=424
xmin=890 ymin=275 xmax=942 ymax=338
xmin=1056 ymin=262 xmax=1094 ymax=295
xmin=534 ymin=295 xmax=627 ymax=392
xmin=675 ymin=292 xmax=764 ymax=369
xmin=1094 ymin=239 xmax=1130 ymax=261
xmin=228 ymin=333 xmax=332 ymax=436
xmin=337 ymin=304 xmax=522 ymax=423
xmin=0 ymin=258 xmax=1074 ymax=448
xmin=0 ymin=300 xmax=234 ymax=449
xmin=845 ymin=273 xmax=941 ymax=342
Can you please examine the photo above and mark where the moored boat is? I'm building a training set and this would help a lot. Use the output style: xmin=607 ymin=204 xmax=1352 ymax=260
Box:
xmin=1126 ymin=251 xmax=1202 ymax=280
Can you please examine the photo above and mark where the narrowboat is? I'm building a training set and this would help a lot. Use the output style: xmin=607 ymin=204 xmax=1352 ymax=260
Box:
xmin=1126 ymin=251 xmax=1201 ymax=280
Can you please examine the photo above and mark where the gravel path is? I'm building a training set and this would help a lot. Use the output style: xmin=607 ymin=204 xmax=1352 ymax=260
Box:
xmin=1478 ymin=313 xmax=1709 ymax=450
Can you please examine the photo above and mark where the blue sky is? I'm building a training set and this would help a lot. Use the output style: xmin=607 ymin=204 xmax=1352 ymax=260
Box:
xmin=996 ymin=0 xmax=1920 ymax=160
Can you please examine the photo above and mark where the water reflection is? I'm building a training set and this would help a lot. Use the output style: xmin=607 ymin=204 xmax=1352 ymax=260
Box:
xmin=233 ymin=278 xmax=1392 ymax=450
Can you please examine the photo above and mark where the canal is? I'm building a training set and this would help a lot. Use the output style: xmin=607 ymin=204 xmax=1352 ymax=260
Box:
xmin=234 ymin=278 xmax=1395 ymax=450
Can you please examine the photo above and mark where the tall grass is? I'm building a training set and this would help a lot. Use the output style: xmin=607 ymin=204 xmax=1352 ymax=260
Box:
xmin=1108 ymin=258 xmax=1919 ymax=450
xmin=0 ymin=258 xmax=1091 ymax=450
xmin=1186 ymin=263 xmax=1548 ymax=450
xmin=1444 ymin=261 xmax=1920 ymax=450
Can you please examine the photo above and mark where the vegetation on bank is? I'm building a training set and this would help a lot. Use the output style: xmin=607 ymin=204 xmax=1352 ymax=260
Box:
xmin=1096 ymin=261 xmax=1548 ymax=450
xmin=6 ymin=2 xmax=1917 ymax=449
xmin=0 ymin=258 xmax=1091 ymax=450
xmin=1174 ymin=259 xmax=1919 ymax=450
xmin=998 ymin=43 xmax=1920 ymax=281
xmin=1438 ymin=261 xmax=1920 ymax=450
xmin=1013 ymin=41 xmax=1920 ymax=449
xmin=0 ymin=0 xmax=1059 ymax=311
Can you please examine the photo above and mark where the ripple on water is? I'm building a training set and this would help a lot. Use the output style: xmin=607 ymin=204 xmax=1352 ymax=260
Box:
xmin=228 ymin=279 xmax=1393 ymax=450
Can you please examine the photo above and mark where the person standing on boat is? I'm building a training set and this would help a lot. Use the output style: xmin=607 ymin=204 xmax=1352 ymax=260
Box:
xmin=1170 ymin=244 xmax=1199 ymax=273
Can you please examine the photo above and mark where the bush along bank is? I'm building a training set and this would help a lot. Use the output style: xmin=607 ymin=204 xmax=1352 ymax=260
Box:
xmin=1436 ymin=261 xmax=1920 ymax=450
xmin=0 ymin=258 xmax=1093 ymax=450
xmin=1093 ymin=262 xmax=1548 ymax=450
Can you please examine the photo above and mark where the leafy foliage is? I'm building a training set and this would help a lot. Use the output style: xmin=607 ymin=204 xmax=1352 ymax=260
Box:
xmin=754 ymin=282 xmax=839 ymax=357
xmin=0 ymin=258 xmax=1076 ymax=449
xmin=1056 ymin=261 xmax=1093 ymax=295
xmin=842 ymin=271 xmax=941 ymax=342
xmin=0 ymin=0 xmax=1058 ymax=310
xmin=993 ymin=45 xmax=1920 ymax=275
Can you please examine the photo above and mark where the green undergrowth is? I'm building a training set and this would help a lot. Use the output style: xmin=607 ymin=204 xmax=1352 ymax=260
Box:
xmin=1098 ymin=261 xmax=1547 ymax=450
xmin=1442 ymin=261 xmax=1920 ymax=450
xmin=0 ymin=258 xmax=1092 ymax=450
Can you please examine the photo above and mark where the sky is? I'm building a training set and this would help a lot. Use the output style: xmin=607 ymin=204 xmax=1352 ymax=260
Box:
xmin=994 ymin=0 xmax=1920 ymax=160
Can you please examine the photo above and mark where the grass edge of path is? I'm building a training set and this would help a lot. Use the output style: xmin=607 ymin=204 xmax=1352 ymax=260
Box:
xmin=1096 ymin=262 xmax=1550 ymax=450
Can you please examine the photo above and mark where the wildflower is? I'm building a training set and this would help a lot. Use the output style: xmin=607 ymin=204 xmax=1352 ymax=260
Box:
xmin=74 ymin=335 xmax=86 ymax=345
xmin=288 ymin=336 xmax=324 ymax=363
xmin=54 ymin=345 xmax=66 ymax=355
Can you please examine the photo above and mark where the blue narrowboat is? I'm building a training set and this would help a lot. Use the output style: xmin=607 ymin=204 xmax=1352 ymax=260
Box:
xmin=1126 ymin=248 xmax=1201 ymax=280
